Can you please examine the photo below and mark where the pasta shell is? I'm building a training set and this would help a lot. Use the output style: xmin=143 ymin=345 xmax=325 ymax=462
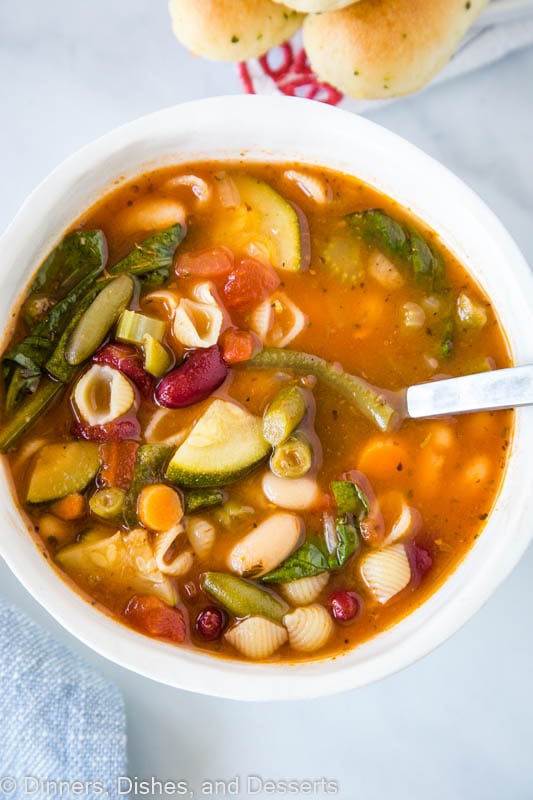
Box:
xmin=250 ymin=291 xmax=307 ymax=348
xmin=143 ymin=289 xmax=180 ymax=317
xmin=73 ymin=364 xmax=135 ymax=426
xmin=281 ymin=572 xmax=329 ymax=605
xmin=225 ymin=616 xmax=288 ymax=660
xmin=262 ymin=473 xmax=321 ymax=511
xmin=360 ymin=543 xmax=411 ymax=604
xmin=284 ymin=170 xmax=332 ymax=204
xmin=382 ymin=500 xmax=422 ymax=547
xmin=143 ymin=408 xmax=188 ymax=446
xmin=283 ymin=604 xmax=334 ymax=652
xmin=116 ymin=197 xmax=186 ymax=234
xmin=153 ymin=523 xmax=194 ymax=577
xmin=228 ymin=512 xmax=303 ymax=578
xmin=173 ymin=297 xmax=223 ymax=347
xmin=186 ymin=517 xmax=216 ymax=560
xmin=164 ymin=174 xmax=211 ymax=203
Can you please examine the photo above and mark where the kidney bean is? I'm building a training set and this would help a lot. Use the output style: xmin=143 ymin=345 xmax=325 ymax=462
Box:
xmin=156 ymin=345 xmax=228 ymax=409
xmin=328 ymin=590 xmax=360 ymax=623
xmin=411 ymin=543 xmax=433 ymax=580
xmin=94 ymin=343 xmax=154 ymax=398
xmin=73 ymin=415 xmax=141 ymax=442
xmin=195 ymin=606 xmax=227 ymax=641
xmin=124 ymin=595 xmax=187 ymax=643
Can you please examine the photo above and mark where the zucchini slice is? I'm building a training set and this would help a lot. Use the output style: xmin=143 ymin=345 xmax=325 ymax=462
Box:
xmin=27 ymin=442 xmax=100 ymax=504
xmin=165 ymin=399 xmax=270 ymax=487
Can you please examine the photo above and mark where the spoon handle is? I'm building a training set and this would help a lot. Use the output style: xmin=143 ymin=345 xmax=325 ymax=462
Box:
xmin=406 ymin=364 xmax=533 ymax=419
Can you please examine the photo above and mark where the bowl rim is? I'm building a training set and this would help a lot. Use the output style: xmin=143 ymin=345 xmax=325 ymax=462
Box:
xmin=1 ymin=94 xmax=532 ymax=701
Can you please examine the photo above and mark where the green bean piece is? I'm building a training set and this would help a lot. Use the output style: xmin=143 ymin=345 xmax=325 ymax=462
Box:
xmin=201 ymin=572 xmax=288 ymax=622
xmin=183 ymin=488 xmax=226 ymax=515
xmin=29 ymin=230 xmax=107 ymax=300
xmin=0 ymin=378 xmax=63 ymax=452
xmin=89 ymin=487 xmax=126 ymax=520
xmin=214 ymin=499 xmax=254 ymax=528
xmin=123 ymin=444 xmax=173 ymax=528
xmin=65 ymin=274 xmax=134 ymax=366
xmin=3 ymin=266 xmax=104 ymax=413
xmin=109 ymin=223 xmax=185 ymax=282
xmin=262 ymin=385 xmax=307 ymax=446
xmin=247 ymin=348 xmax=401 ymax=432
xmin=270 ymin=432 xmax=312 ymax=479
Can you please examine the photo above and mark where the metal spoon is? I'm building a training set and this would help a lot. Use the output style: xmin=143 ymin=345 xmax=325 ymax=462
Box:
xmin=405 ymin=364 xmax=533 ymax=420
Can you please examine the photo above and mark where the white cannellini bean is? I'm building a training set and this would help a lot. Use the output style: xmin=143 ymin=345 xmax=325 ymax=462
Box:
xmin=116 ymin=197 xmax=186 ymax=234
xmin=225 ymin=617 xmax=288 ymax=660
xmin=283 ymin=170 xmax=332 ymax=204
xmin=262 ymin=472 xmax=321 ymax=511
xmin=227 ymin=512 xmax=303 ymax=578
xmin=368 ymin=252 xmax=404 ymax=289
xmin=281 ymin=572 xmax=329 ymax=605
xmin=360 ymin=543 xmax=411 ymax=604
xmin=283 ymin=604 xmax=334 ymax=652
xmin=402 ymin=302 xmax=426 ymax=329
xmin=73 ymin=364 xmax=136 ymax=426
xmin=186 ymin=517 xmax=216 ymax=560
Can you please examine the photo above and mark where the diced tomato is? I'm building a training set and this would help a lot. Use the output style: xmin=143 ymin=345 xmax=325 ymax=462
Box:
xmin=124 ymin=595 xmax=187 ymax=643
xmin=223 ymin=258 xmax=280 ymax=311
xmin=220 ymin=328 xmax=257 ymax=364
xmin=93 ymin=343 xmax=154 ymax=398
xmin=175 ymin=247 xmax=234 ymax=279
xmin=73 ymin=416 xmax=141 ymax=442
xmin=99 ymin=440 xmax=139 ymax=489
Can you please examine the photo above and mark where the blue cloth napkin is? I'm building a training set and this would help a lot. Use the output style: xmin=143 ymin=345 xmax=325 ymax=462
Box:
xmin=0 ymin=597 xmax=127 ymax=800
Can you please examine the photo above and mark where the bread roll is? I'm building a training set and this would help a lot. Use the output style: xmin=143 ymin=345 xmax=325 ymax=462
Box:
xmin=272 ymin=0 xmax=357 ymax=11
xmin=169 ymin=0 xmax=303 ymax=61
xmin=303 ymin=0 xmax=489 ymax=99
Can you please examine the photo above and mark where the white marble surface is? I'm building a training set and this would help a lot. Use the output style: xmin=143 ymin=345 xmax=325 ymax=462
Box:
xmin=1 ymin=2 xmax=533 ymax=798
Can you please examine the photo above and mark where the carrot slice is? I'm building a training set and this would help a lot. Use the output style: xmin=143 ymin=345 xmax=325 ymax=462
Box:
xmin=124 ymin=595 xmax=186 ymax=642
xmin=50 ymin=493 xmax=86 ymax=520
xmin=220 ymin=328 xmax=257 ymax=364
xmin=99 ymin=440 xmax=139 ymax=489
xmin=137 ymin=484 xmax=183 ymax=531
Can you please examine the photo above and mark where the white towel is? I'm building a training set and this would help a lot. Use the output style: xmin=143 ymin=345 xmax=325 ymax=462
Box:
xmin=239 ymin=0 xmax=533 ymax=112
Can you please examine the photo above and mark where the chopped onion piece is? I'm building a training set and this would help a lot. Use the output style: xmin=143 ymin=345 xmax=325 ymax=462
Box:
xmin=165 ymin=174 xmax=211 ymax=203
xmin=214 ymin=171 xmax=240 ymax=208
xmin=284 ymin=170 xmax=332 ymax=204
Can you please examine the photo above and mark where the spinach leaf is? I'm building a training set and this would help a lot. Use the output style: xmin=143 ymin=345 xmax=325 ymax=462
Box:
xmin=261 ymin=542 xmax=329 ymax=584
xmin=3 ymin=267 xmax=103 ymax=412
xmin=109 ymin=224 xmax=185 ymax=283
xmin=331 ymin=480 xmax=369 ymax=518
xmin=326 ymin=516 xmax=360 ymax=570
xmin=25 ymin=230 xmax=107 ymax=321
xmin=345 ymin=209 xmax=445 ymax=292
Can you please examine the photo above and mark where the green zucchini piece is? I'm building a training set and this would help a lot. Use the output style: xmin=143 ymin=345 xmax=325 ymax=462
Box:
xmin=123 ymin=444 xmax=173 ymax=528
xmin=165 ymin=399 xmax=270 ymax=488
xmin=115 ymin=309 xmax=166 ymax=346
xmin=109 ymin=223 xmax=185 ymax=283
xmin=321 ymin=227 xmax=364 ymax=284
xmin=56 ymin=527 xmax=177 ymax=605
xmin=26 ymin=441 xmax=100 ymax=503
xmin=247 ymin=348 xmax=401 ymax=433
xmin=28 ymin=230 xmax=107 ymax=301
xmin=262 ymin=384 xmax=307 ymax=446
xmin=201 ymin=572 xmax=288 ymax=622
xmin=65 ymin=274 xmax=134 ymax=366
xmin=0 ymin=378 xmax=63 ymax=452
xmin=232 ymin=175 xmax=302 ymax=272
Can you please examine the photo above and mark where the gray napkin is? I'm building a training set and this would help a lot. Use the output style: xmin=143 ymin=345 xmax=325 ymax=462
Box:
xmin=0 ymin=597 xmax=127 ymax=800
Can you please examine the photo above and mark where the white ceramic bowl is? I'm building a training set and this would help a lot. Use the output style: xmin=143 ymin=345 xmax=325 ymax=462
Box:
xmin=1 ymin=96 xmax=532 ymax=701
